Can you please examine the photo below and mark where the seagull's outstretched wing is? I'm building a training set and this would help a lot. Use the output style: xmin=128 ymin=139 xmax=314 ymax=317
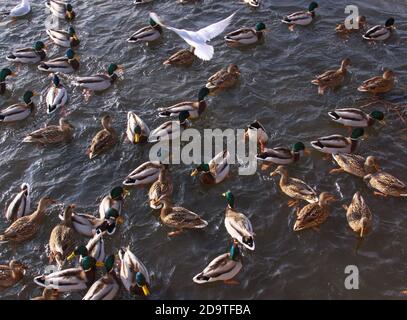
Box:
xmin=149 ymin=11 xmax=236 ymax=61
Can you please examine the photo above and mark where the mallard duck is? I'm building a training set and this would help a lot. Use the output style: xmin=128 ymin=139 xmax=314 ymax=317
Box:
xmin=149 ymin=166 xmax=173 ymax=209
xmin=245 ymin=120 xmax=268 ymax=152
xmin=99 ymin=186 xmax=128 ymax=219
xmin=191 ymin=150 xmax=230 ymax=185
xmin=224 ymin=22 xmax=266 ymax=47
xmin=6 ymin=41 xmax=46 ymax=64
xmin=193 ymin=239 xmax=242 ymax=284
xmin=1 ymin=0 xmax=31 ymax=18
xmin=205 ymin=64 xmax=240 ymax=95
xmin=343 ymin=192 xmax=372 ymax=237
xmin=118 ymin=246 xmax=151 ymax=296
xmin=0 ymin=197 xmax=55 ymax=244
xmin=0 ymin=68 xmax=16 ymax=95
xmin=49 ymin=204 xmax=76 ymax=269
xmin=328 ymin=108 xmax=385 ymax=128
xmin=222 ymin=191 xmax=255 ymax=250
xmin=310 ymin=128 xmax=364 ymax=155
xmin=73 ymin=64 xmax=124 ymax=92
xmin=157 ymin=87 xmax=210 ymax=119
xmin=270 ymin=166 xmax=318 ymax=207
xmin=87 ymin=115 xmax=118 ymax=159
xmin=31 ymin=288 xmax=59 ymax=300
xmin=149 ymin=11 xmax=236 ymax=61
xmin=38 ymin=48 xmax=80 ymax=74
xmin=4 ymin=183 xmax=31 ymax=222
xmin=44 ymin=74 xmax=68 ymax=114
xmin=363 ymin=18 xmax=395 ymax=41
xmin=364 ymin=170 xmax=407 ymax=198
xmin=311 ymin=58 xmax=351 ymax=95
xmin=23 ymin=118 xmax=74 ymax=145
xmin=148 ymin=111 xmax=190 ymax=143
xmin=46 ymin=26 xmax=80 ymax=48
xmin=357 ymin=70 xmax=395 ymax=95
xmin=256 ymin=142 xmax=309 ymax=170
xmin=336 ymin=16 xmax=366 ymax=35
xmin=83 ymin=255 xmax=120 ymax=300
xmin=242 ymin=0 xmax=260 ymax=7
xmin=330 ymin=154 xmax=377 ymax=177
xmin=159 ymin=198 xmax=208 ymax=236
xmin=0 ymin=260 xmax=27 ymax=290
xmin=67 ymin=231 xmax=106 ymax=266
xmin=34 ymin=256 xmax=96 ymax=292
xmin=127 ymin=18 xmax=163 ymax=43
xmin=46 ymin=0 xmax=75 ymax=21
xmin=294 ymin=192 xmax=336 ymax=231
xmin=163 ymin=48 xmax=195 ymax=67
xmin=126 ymin=112 xmax=150 ymax=144
xmin=0 ymin=91 xmax=36 ymax=123
xmin=123 ymin=161 xmax=163 ymax=187
xmin=281 ymin=2 xmax=319 ymax=31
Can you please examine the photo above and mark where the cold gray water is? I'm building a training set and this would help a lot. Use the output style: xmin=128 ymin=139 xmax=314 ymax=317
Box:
xmin=0 ymin=0 xmax=407 ymax=300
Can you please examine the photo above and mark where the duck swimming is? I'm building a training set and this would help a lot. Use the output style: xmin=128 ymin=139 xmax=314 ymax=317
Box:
xmin=0 ymin=91 xmax=36 ymax=123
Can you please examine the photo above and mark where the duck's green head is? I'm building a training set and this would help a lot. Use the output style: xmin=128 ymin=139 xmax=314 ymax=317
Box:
xmin=103 ymin=255 xmax=116 ymax=273
xmin=292 ymin=142 xmax=306 ymax=153
xmin=81 ymin=256 xmax=96 ymax=272
xmin=229 ymin=240 xmax=240 ymax=261
xmin=191 ymin=163 xmax=210 ymax=176
xmin=66 ymin=48 xmax=75 ymax=59
xmin=23 ymin=91 xmax=35 ymax=104
xmin=52 ymin=74 xmax=60 ymax=86
xmin=67 ymin=245 xmax=88 ymax=261
xmin=309 ymin=1 xmax=318 ymax=11
xmin=179 ymin=110 xmax=190 ymax=124
xmin=33 ymin=41 xmax=45 ymax=51
xmin=135 ymin=272 xmax=150 ymax=296
xmin=106 ymin=207 xmax=119 ymax=220
xmin=222 ymin=191 xmax=235 ymax=208
xmin=351 ymin=128 xmax=364 ymax=139
xmin=0 ymin=68 xmax=14 ymax=82
xmin=110 ymin=186 xmax=127 ymax=200
xmin=198 ymin=87 xmax=210 ymax=101
xmin=68 ymin=26 xmax=76 ymax=36
xmin=255 ymin=22 xmax=266 ymax=31
xmin=385 ymin=17 xmax=395 ymax=27
xmin=107 ymin=63 xmax=118 ymax=75
xmin=149 ymin=18 xmax=158 ymax=27
xmin=370 ymin=111 xmax=384 ymax=121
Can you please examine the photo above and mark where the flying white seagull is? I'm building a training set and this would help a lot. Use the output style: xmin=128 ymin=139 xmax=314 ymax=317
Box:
xmin=149 ymin=11 xmax=237 ymax=61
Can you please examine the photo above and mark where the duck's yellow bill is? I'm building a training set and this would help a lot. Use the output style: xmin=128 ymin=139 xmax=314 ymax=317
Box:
xmin=66 ymin=11 xmax=73 ymax=20
xmin=116 ymin=216 xmax=125 ymax=224
xmin=222 ymin=193 xmax=226 ymax=197
xmin=191 ymin=169 xmax=198 ymax=177
xmin=134 ymin=133 xmax=140 ymax=143
xmin=96 ymin=261 xmax=105 ymax=267
xmin=10 ymin=72 xmax=17 ymax=77
xmin=142 ymin=285 xmax=150 ymax=296
xmin=67 ymin=252 xmax=76 ymax=261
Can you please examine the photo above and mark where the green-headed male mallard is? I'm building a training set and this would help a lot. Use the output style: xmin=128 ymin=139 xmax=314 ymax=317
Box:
xmin=49 ymin=204 xmax=76 ymax=269
xmin=38 ymin=48 xmax=80 ymax=74
xmin=123 ymin=161 xmax=164 ymax=187
xmin=127 ymin=18 xmax=163 ymax=43
xmin=23 ymin=118 xmax=74 ymax=145
xmin=191 ymin=150 xmax=230 ymax=185
xmin=193 ymin=239 xmax=242 ymax=284
xmin=330 ymin=154 xmax=377 ymax=177
xmin=357 ymin=70 xmax=395 ymax=95
xmin=270 ymin=165 xmax=318 ymax=207
xmin=281 ymin=2 xmax=319 ymax=31
xmin=311 ymin=58 xmax=351 ymax=95
xmin=0 ymin=260 xmax=27 ymax=291
xmin=157 ymin=87 xmax=210 ymax=120
xmin=206 ymin=64 xmax=240 ymax=95
xmin=6 ymin=41 xmax=46 ymax=64
xmin=87 ymin=115 xmax=118 ymax=159
xmin=294 ymin=192 xmax=336 ymax=231
xmin=149 ymin=166 xmax=173 ymax=209
xmin=99 ymin=186 xmax=128 ymax=219
xmin=46 ymin=26 xmax=80 ymax=48
xmin=257 ymin=142 xmax=309 ymax=171
xmin=4 ymin=183 xmax=31 ymax=222
xmin=67 ymin=230 xmax=106 ymax=267
xmin=310 ymin=128 xmax=364 ymax=155
xmin=118 ymin=246 xmax=151 ymax=297
xmin=222 ymin=191 xmax=255 ymax=251
xmin=148 ymin=111 xmax=190 ymax=143
xmin=0 ymin=197 xmax=55 ymax=244
xmin=0 ymin=68 xmax=16 ymax=95
xmin=46 ymin=0 xmax=76 ymax=21
xmin=328 ymin=108 xmax=385 ymax=128
xmin=126 ymin=112 xmax=150 ymax=144
xmin=83 ymin=255 xmax=120 ymax=300
xmin=45 ymin=74 xmax=68 ymax=114
xmin=159 ymin=198 xmax=208 ymax=237
xmin=224 ymin=22 xmax=266 ymax=47
xmin=343 ymin=191 xmax=372 ymax=238
xmin=363 ymin=18 xmax=395 ymax=41
xmin=0 ymin=91 xmax=36 ymax=123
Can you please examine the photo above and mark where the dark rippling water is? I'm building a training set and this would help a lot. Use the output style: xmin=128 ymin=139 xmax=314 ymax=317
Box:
xmin=0 ymin=0 xmax=407 ymax=300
